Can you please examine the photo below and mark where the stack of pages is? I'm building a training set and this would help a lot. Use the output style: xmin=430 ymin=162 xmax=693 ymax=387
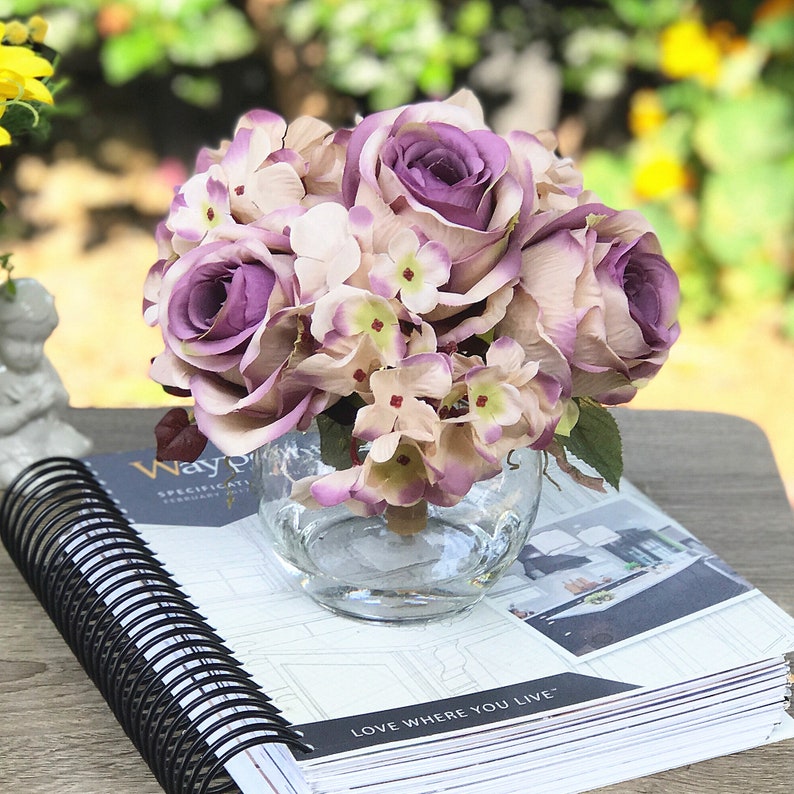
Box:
xmin=94 ymin=445 xmax=794 ymax=793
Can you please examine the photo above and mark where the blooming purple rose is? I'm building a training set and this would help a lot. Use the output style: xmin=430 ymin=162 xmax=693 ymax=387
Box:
xmin=148 ymin=230 xmax=325 ymax=455
xmin=498 ymin=203 xmax=680 ymax=404
xmin=343 ymin=91 xmax=524 ymax=339
xmin=153 ymin=233 xmax=293 ymax=372
xmin=375 ymin=120 xmax=508 ymax=232
xmin=579 ymin=210 xmax=680 ymax=402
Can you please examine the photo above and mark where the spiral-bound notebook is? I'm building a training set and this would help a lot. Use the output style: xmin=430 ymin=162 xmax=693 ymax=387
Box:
xmin=1 ymin=444 xmax=794 ymax=794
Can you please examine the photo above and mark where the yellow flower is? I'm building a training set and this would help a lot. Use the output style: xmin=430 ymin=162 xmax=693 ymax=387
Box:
xmin=633 ymin=153 xmax=689 ymax=201
xmin=27 ymin=16 xmax=49 ymax=44
xmin=0 ymin=109 xmax=11 ymax=145
xmin=0 ymin=45 xmax=54 ymax=102
xmin=628 ymin=89 xmax=666 ymax=138
xmin=3 ymin=20 xmax=28 ymax=46
xmin=0 ymin=37 xmax=55 ymax=146
xmin=659 ymin=18 xmax=722 ymax=86
xmin=0 ymin=15 xmax=48 ymax=46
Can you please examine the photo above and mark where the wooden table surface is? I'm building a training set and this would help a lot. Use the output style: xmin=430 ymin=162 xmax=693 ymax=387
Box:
xmin=1 ymin=407 xmax=792 ymax=793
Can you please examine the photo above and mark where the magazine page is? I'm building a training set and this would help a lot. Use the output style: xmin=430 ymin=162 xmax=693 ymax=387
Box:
xmin=134 ymin=510 xmax=793 ymax=743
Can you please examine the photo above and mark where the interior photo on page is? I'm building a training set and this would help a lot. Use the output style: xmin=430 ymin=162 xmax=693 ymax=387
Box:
xmin=492 ymin=488 xmax=754 ymax=657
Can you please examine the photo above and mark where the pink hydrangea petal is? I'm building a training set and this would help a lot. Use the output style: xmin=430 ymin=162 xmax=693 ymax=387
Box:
xmin=283 ymin=115 xmax=334 ymax=152
xmin=347 ymin=204 xmax=375 ymax=243
xmin=370 ymin=352 xmax=452 ymax=403
xmin=331 ymin=292 xmax=404 ymax=365
xmin=354 ymin=402 xmax=399 ymax=443
xmin=368 ymin=253 xmax=401 ymax=300
xmin=309 ymin=467 xmax=363 ymax=507
xmin=429 ymin=425 xmax=488 ymax=497
xmin=234 ymin=108 xmax=287 ymax=141
xmin=366 ymin=445 xmax=428 ymax=506
xmin=293 ymin=336 xmax=382 ymax=396
xmin=485 ymin=336 xmax=525 ymax=372
xmin=248 ymin=162 xmax=306 ymax=215
xmin=394 ymin=401 xmax=441 ymax=443
xmin=169 ymin=166 xmax=232 ymax=243
xmin=466 ymin=372 xmax=523 ymax=436
xmin=406 ymin=322 xmax=438 ymax=355
xmin=416 ymin=241 xmax=452 ymax=284
xmin=291 ymin=202 xmax=350 ymax=257
xmin=292 ymin=204 xmax=365 ymax=302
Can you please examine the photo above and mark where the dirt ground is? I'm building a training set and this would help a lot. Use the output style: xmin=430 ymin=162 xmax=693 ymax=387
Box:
xmin=5 ymin=144 xmax=794 ymax=508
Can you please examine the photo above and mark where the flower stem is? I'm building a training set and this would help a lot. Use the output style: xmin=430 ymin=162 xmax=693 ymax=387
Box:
xmin=384 ymin=500 xmax=428 ymax=535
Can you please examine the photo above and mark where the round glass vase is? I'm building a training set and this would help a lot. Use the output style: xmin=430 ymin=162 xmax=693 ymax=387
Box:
xmin=250 ymin=425 xmax=543 ymax=623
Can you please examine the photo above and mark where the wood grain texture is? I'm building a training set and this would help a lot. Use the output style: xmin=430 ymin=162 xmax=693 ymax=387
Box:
xmin=0 ymin=407 xmax=792 ymax=793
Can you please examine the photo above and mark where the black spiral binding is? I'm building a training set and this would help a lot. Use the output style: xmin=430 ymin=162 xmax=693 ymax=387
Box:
xmin=0 ymin=457 xmax=311 ymax=794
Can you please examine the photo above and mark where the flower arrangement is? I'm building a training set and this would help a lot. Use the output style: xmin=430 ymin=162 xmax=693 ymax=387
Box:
xmin=144 ymin=89 xmax=680 ymax=520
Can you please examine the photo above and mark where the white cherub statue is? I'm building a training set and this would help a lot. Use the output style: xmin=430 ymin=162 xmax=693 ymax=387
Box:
xmin=0 ymin=278 xmax=92 ymax=488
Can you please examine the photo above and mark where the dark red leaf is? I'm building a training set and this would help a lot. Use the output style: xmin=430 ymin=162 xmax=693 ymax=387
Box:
xmin=154 ymin=407 xmax=208 ymax=462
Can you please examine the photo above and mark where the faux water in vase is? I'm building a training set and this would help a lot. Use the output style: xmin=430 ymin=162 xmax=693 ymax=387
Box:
xmin=251 ymin=424 xmax=543 ymax=623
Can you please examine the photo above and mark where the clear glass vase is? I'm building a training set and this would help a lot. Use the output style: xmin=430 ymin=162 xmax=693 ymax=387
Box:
xmin=250 ymin=425 xmax=543 ymax=623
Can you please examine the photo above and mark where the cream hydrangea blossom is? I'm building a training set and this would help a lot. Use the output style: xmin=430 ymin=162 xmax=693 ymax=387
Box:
xmin=166 ymin=165 xmax=234 ymax=255
xmin=369 ymin=228 xmax=451 ymax=315
xmin=291 ymin=203 xmax=373 ymax=302
xmin=353 ymin=352 xmax=453 ymax=462
xmin=146 ymin=89 xmax=680 ymax=515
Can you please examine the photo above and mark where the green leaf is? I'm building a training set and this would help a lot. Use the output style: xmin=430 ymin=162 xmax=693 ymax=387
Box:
xmin=418 ymin=59 xmax=453 ymax=96
xmin=700 ymin=163 xmax=794 ymax=269
xmin=692 ymin=88 xmax=794 ymax=172
xmin=168 ymin=7 xmax=258 ymax=67
xmin=455 ymin=0 xmax=492 ymax=37
xmin=316 ymin=413 xmax=355 ymax=471
xmin=170 ymin=73 xmax=222 ymax=109
xmin=101 ymin=28 xmax=167 ymax=84
xmin=609 ymin=0 xmax=688 ymax=29
xmin=556 ymin=399 xmax=623 ymax=490
xmin=751 ymin=14 xmax=794 ymax=54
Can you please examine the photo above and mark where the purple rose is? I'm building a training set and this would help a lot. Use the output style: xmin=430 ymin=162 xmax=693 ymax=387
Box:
xmin=156 ymin=234 xmax=292 ymax=372
xmin=149 ymin=230 xmax=324 ymax=455
xmin=579 ymin=212 xmax=680 ymax=401
xmin=498 ymin=203 xmax=680 ymax=404
xmin=375 ymin=121 xmax=509 ymax=232
xmin=599 ymin=231 xmax=680 ymax=353
xmin=342 ymin=91 xmax=524 ymax=339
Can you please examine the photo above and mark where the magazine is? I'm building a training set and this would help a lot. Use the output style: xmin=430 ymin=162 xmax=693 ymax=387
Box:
xmin=83 ymin=443 xmax=794 ymax=792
